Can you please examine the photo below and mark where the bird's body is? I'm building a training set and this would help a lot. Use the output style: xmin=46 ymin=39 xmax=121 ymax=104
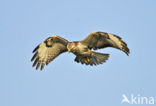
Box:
xmin=67 ymin=42 xmax=89 ymax=55
xmin=31 ymin=31 xmax=130 ymax=70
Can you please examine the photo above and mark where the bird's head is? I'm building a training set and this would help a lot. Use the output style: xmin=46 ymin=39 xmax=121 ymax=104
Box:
xmin=67 ymin=42 xmax=77 ymax=52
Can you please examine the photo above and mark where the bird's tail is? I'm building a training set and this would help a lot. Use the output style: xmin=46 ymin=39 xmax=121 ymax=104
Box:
xmin=74 ymin=52 xmax=109 ymax=66
xmin=92 ymin=52 xmax=109 ymax=65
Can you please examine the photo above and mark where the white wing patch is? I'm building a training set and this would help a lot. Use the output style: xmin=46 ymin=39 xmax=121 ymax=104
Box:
xmin=31 ymin=42 xmax=67 ymax=70
xmin=37 ymin=42 xmax=51 ymax=65
xmin=108 ymin=33 xmax=129 ymax=55
xmin=108 ymin=33 xmax=122 ymax=48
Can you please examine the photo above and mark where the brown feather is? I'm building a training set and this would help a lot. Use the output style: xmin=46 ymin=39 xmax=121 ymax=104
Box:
xmin=32 ymin=45 xmax=39 ymax=53
xmin=31 ymin=35 xmax=69 ymax=70
xmin=31 ymin=52 xmax=38 ymax=61
xmin=81 ymin=31 xmax=130 ymax=55
xmin=36 ymin=62 xmax=41 ymax=70
xmin=33 ymin=58 xmax=39 ymax=67
xmin=41 ymin=63 xmax=45 ymax=70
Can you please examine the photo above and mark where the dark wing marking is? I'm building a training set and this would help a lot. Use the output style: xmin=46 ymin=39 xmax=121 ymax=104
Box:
xmin=74 ymin=52 xmax=109 ymax=66
xmin=31 ymin=35 xmax=68 ymax=70
xmin=81 ymin=32 xmax=130 ymax=55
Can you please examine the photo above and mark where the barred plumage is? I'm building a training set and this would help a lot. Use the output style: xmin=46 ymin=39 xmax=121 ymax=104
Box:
xmin=31 ymin=31 xmax=130 ymax=70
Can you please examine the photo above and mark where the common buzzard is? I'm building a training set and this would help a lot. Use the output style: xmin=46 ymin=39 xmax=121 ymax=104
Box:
xmin=31 ymin=31 xmax=130 ymax=70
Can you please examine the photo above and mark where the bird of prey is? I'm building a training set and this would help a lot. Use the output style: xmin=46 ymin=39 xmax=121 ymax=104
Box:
xmin=31 ymin=31 xmax=130 ymax=70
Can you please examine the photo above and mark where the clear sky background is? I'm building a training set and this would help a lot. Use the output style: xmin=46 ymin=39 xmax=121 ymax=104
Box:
xmin=0 ymin=0 xmax=156 ymax=106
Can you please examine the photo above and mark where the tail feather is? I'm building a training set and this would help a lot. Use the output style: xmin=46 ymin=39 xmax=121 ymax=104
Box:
xmin=92 ymin=52 xmax=109 ymax=65
xmin=74 ymin=52 xmax=109 ymax=66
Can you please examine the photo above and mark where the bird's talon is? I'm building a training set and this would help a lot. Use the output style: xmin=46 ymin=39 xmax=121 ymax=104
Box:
xmin=84 ymin=60 xmax=88 ymax=64
xmin=84 ymin=58 xmax=90 ymax=64
xmin=87 ymin=58 xmax=90 ymax=63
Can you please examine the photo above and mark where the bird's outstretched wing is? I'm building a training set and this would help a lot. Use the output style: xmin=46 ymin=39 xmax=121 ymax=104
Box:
xmin=81 ymin=32 xmax=130 ymax=55
xmin=31 ymin=35 xmax=68 ymax=70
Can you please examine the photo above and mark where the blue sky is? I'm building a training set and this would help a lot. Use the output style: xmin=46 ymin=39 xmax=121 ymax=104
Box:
xmin=0 ymin=0 xmax=156 ymax=106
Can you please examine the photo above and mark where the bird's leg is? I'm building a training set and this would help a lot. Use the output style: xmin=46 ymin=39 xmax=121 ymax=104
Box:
xmin=84 ymin=59 xmax=88 ymax=64
xmin=84 ymin=57 xmax=90 ymax=64
xmin=81 ymin=49 xmax=92 ymax=64
xmin=87 ymin=58 xmax=90 ymax=63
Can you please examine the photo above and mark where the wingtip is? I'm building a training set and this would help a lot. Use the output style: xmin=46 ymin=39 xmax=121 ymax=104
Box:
xmin=125 ymin=48 xmax=130 ymax=56
xmin=124 ymin=48 xmax=130 ymax=56
xmin=126 ymin=52 xmax=130 ymax=56
xmin=31 ymin=52 xmax=38 ymax=61
xmin=120 ymin=39 xmax=130 ymax=56
xmin=32 ymin=45 xmax=39 ymax=53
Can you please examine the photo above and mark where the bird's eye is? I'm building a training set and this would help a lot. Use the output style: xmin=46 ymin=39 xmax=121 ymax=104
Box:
xmin=50 ymin=38 xmax=53 ymax=41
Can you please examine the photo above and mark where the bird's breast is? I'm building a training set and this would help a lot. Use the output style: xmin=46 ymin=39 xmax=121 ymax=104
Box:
xmin=76 ymin=43 xmax=88 ymax=52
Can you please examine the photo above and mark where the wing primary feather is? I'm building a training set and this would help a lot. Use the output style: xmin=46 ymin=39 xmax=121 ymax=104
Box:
xmin=31 ymin=52 xmax=38 ymax=61
xmin=33 ymin=58 xmax=39 ymax=67
xmin=36 ymin=62 xmax=41 ymax=70
xmin=46 ymin=61 xmax=49 ymax=65
xmin=122 ymin=44 xmax=130 ymax=55
xmin=112 ymin=34 xmax=121 ymax=39
xmin=32 ymin=45 xmax=39 ymax=53
xmin=120 ymin=40 xmax=130 ymax=55
xmin=40 ymin=63 xmax=45 ymax=70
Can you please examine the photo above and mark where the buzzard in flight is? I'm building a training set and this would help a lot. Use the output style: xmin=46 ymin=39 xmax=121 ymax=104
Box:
xmin=31 ymin=31 xmax=130 ymax=70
